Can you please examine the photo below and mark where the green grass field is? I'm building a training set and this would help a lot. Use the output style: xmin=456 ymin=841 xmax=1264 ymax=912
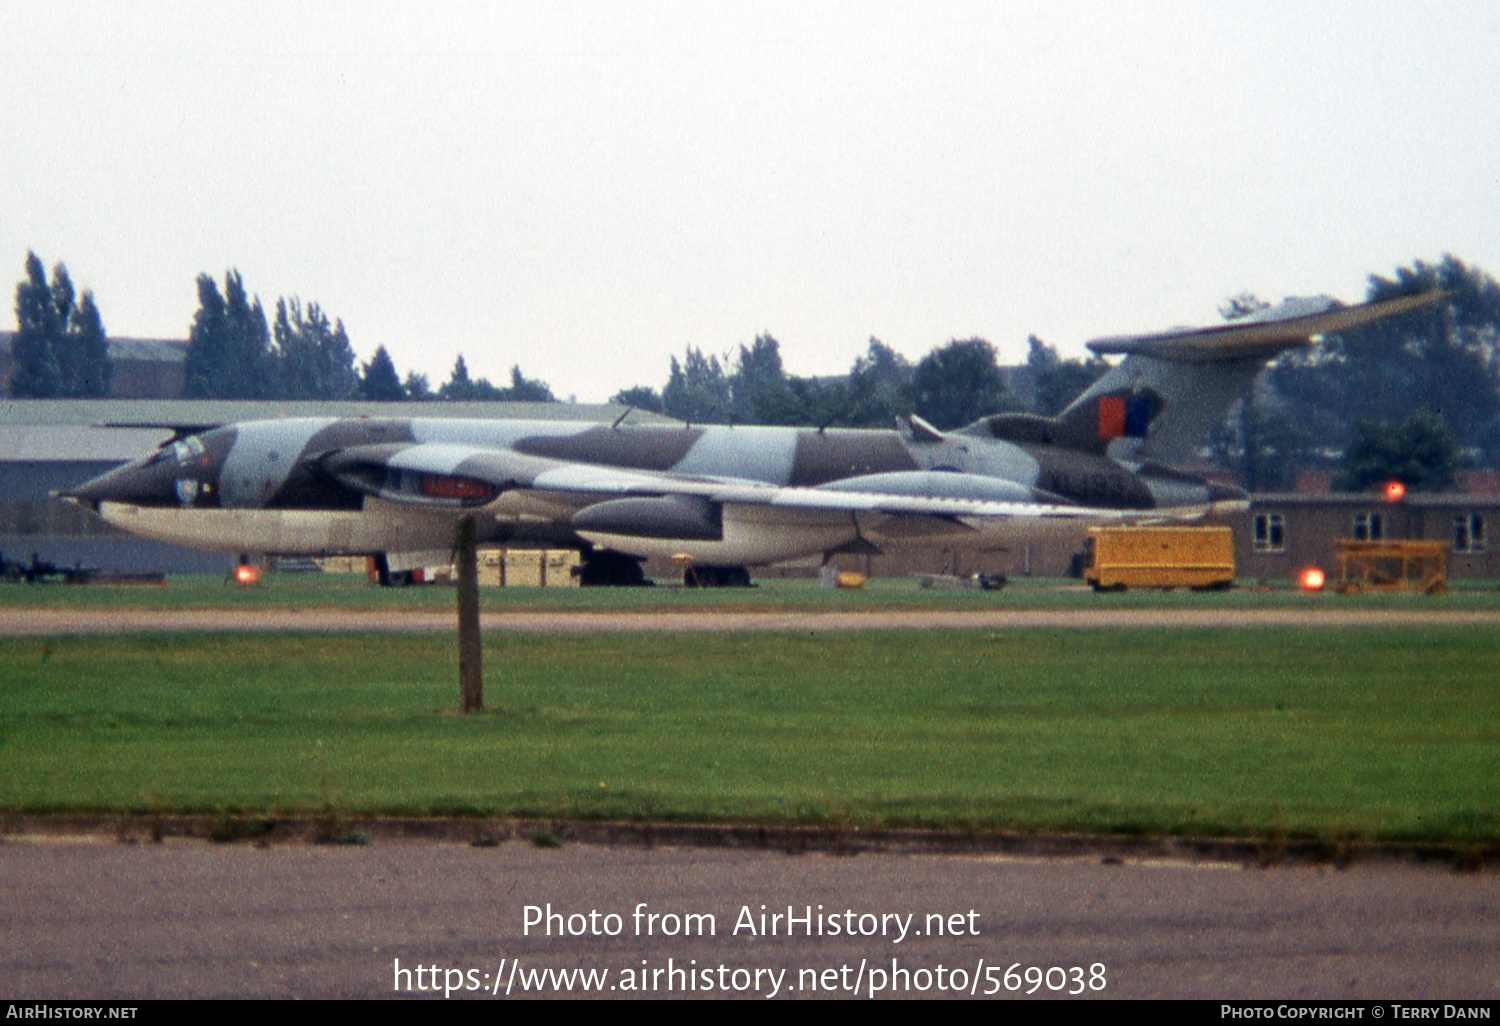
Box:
xmin=3 ymin=571 xmax=1500 ymax=612
xmin=2 ymin=627 xmax=1496 ymax=843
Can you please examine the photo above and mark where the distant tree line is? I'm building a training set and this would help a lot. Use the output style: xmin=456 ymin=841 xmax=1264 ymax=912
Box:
xmin=8 ymin=251 xmax=110 ymax=398
xmin=430 ymin=355 xmax=555 ymax=402
xmin=180 ymin=270 xmax=557 ymax=403
xmin=8 ymin=257 xmax=563 ymax=404
xmin=610 ymin=332 xmax=1108 ymax=431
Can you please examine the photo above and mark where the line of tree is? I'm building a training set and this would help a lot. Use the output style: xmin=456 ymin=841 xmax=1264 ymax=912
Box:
xmin=1335 ymin=410 xmax=1458 ymax=493
xmin=8 ymin=252 xmax=111 ymax=398
xmin=180 ymin=269 xmax=556 ymax=403
xmin=7 ymin=258 xmax=562 ymax=403
xmin=611 ymin=333 xmax=1108 ymax=431
xmin=434 ymin=355 xmax=555 ymax=402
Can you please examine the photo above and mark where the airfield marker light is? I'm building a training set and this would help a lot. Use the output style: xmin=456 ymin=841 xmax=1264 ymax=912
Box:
xmin=234 ymin=563 xmax=259 ymax=586
xmin=1298 ymin=566 xmax=1326 ymax=592
xmin=1384 ymin=480 xmax=1406 ymax=502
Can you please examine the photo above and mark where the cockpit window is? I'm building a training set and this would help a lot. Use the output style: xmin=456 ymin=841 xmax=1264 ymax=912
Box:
xmin=146 ymin=439 xmax=198 ymax=466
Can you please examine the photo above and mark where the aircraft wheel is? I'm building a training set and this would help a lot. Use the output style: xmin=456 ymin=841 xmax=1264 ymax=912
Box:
xmin=1190 ymin=580 xmax=1235 ymax=592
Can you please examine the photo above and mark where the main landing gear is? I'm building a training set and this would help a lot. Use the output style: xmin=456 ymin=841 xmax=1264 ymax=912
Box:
xmin=373 ymin=553 xmax=417 ymax=587
xmin=682 ymin=564 xmax=753 ymax=588
xmin=575 ymin=548 xmax=651 ymax=587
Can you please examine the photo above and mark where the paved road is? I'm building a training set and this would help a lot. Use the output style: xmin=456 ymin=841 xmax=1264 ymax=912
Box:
xmin=3 ymin=838 xmax=1498 ymax=1000
xmin=4 ymin=607 xmax=1500 ymax=635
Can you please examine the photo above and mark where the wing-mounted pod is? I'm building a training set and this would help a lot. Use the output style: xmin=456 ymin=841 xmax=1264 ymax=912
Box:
xmin=571 ymin=494 xmax=723 ymax=540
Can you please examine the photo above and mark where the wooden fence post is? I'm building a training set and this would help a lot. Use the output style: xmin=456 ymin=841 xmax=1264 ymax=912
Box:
xmin=456 ymin=515 xmax=483 ymax=712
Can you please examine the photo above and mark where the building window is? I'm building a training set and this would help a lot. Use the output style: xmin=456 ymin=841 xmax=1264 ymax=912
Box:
xmin=1253 ymin=512 xmax=1285 ymax=552
xmin=1454 ymin=514 xmax=1487 ymax=553
xmin=1352 ymin=512 xmax=1384 ymax=541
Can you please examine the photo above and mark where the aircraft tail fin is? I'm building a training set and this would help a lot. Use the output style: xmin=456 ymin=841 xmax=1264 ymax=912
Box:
xmin=1052 ymin=291 xmax=1443 ymax=463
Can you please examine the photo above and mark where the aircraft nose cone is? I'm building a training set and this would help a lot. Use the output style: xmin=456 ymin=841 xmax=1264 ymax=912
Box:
xmin=63 ymin=428 xmax=235 ymax=510
xmin=60 ymin=467 xmax=114 ymax=508
xmin=63 ymin=458 xmax=180 ymax=508
xmin=55 ymin=485 xmax=100 ymax=512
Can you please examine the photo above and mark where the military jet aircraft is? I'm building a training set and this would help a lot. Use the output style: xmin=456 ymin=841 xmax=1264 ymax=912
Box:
xmin=64 ymin=291 xmax=1439 ymax=585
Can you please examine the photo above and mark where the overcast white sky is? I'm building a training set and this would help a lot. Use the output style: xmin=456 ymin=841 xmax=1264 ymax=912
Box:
xmin=3 ymin=2 xmax=1497 ymax=401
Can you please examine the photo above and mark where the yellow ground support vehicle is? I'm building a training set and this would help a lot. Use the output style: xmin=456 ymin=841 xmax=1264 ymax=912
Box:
xmin=1083 ymin=526 xmax=1236 ymax=591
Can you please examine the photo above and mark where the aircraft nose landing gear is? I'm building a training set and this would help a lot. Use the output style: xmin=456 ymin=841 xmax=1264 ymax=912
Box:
xmin=373 ymin=553 xmax=417 ymax=587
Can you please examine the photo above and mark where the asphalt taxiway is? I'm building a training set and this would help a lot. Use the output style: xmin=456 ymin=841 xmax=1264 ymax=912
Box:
xmin=3 ymin=837 xmax=1497 ymax=1000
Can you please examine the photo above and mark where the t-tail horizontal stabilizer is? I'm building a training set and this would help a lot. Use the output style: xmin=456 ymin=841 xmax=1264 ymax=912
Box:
xmin=1060 ymin=290 xmax=1445 ymax=463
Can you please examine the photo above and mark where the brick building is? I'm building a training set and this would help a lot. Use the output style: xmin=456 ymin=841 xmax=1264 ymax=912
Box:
xmin=1235 ymin=493 xmax=1496 ymax=581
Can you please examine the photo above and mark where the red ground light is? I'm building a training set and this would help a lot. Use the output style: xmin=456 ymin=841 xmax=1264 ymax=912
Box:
xmin=1384 ymin=480 xmax=1406 ymax=501
xmin=1299 ymin=566 xmax=1326 ymax=591
xmin=234 ymin=564 xmax=259 ymax=585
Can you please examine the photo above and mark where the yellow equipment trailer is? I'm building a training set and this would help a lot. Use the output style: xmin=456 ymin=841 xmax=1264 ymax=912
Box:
xmin=1333 ymin=539 xmax=1448 ymax=594
xmin=1083 ymin=526 xmax=1236 ymax=591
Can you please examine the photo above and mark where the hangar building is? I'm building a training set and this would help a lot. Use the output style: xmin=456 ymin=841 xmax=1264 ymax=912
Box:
xmin=1 ymin=333 xmax=187 ymax=399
